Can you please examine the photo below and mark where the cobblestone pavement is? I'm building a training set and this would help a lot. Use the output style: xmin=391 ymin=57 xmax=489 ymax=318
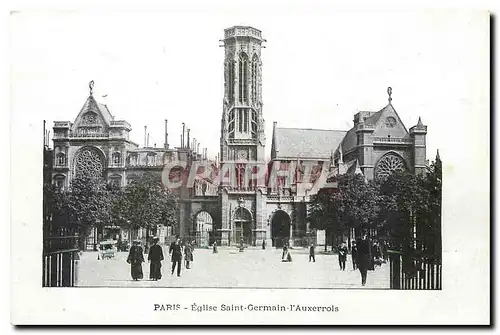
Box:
xmin=76 ymin=247 xmax=389 ymax=289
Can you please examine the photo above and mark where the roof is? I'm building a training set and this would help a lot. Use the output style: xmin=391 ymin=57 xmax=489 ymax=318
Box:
xmin=341 ymin=103 xmax=401 ymax=153
xmin=274 ymin=127 xmax=347 ymax=160
xmin=97 ymin=102 xmax=114 ymax=124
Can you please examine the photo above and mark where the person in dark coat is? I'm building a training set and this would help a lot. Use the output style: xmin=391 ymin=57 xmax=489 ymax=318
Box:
xmin=169 ymin=235 xmax=183 ymax=276
xmin=338 ymin=242 xmax=348 ymax=271
xmin=357 ymin=234 xmax=371 ymax=286
xmin=127 ymin=240 xmax=144 ymax=281
xmin=184 ymin=242 xmax=193 ymax=269
xmin=309 ymin=244 xmax=316 ymax=262
xmin=351 ymin=241 xmax=358 ymax=270
xmin=282 ymin=244 xmax=292 ymax=262
xmin=212 ymin=241 xmax=218 ymax=254
xmin=148 ymin=237 xmax=164 ymax=281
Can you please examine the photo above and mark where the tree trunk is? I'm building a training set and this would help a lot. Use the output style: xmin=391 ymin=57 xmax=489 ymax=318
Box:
xmin=324 ymin=229 xmax=328 ymax=252
xmin=145 ymin=227 xmax=150 ymax=253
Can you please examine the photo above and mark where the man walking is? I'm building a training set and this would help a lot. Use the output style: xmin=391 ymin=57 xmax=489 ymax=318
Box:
xmin=338 ymin=242 xmax=348 ymax=271
xmin=357 ymin=233 xmax=371 ymax=286
xmin=169 ymin=235 xmax=183 ymax=277
xmin=351 ymin=240 xmax=358 ymax=270
xmin=309 ymin=244 xmax=315 ymax=262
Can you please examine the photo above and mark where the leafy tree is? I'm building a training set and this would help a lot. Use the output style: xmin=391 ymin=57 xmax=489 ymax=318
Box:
xmin=308 ymin=174 xmax=380 ymax=251
xmin=123 ymin=172 xmax=179 ymax=249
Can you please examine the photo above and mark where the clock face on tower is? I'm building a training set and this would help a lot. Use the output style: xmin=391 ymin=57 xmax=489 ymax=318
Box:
xmin=237 ymin=150 xmax=248 ymax=160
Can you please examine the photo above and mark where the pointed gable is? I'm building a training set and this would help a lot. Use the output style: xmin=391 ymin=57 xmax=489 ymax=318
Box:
xmin=71 ymin=95 xmax=114 ymax=133
xmin=371 ymin=103 xmax=409 ymax=138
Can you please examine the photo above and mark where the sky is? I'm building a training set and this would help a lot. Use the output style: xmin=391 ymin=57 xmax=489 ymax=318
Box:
xmin=10 ymin=7 xmax=488 ymax=164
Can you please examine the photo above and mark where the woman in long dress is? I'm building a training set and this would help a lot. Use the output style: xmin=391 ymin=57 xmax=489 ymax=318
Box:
xmin=148 ymin=237 xmax=164 ymax=281
xmin=127 ymin=240 xmax=144 ymax=281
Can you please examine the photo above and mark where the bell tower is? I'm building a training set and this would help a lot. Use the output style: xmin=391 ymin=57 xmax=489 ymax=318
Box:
xmin=220 ymin=26 xmax=266 ymax=165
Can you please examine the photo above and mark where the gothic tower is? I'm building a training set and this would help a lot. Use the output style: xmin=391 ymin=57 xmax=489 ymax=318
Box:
xmin=218 ymin=26 xmax=267 ymax=247
xmin=220 ymin=26 xmax=266 ymax=166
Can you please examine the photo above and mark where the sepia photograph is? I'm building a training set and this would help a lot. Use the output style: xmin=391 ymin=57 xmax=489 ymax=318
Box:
xmin=10 ymin=3 xmax=490 ymax=325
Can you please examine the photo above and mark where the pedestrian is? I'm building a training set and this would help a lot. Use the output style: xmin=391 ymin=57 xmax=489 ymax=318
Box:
xmin=357 ymin=233 xmax=371 ymax=286
xmin=212 ymin=240 xmax=218 ymax=254
xmin=338 ymin=242 xmax=348 ymax=271
xmin=282 ymin=243 xmax=292 ymax=262
xmin=262 ymin=239 xmax=266 ymax=250
xmin=169 ymin=235 xmax=183 ymax=277
xmin=126 ymin=240 xmax=144 ymax=281
xmin=239 ymin=237 xmax=244 ymax=252
xmin=184 ymin=241 xmax=193 ymax=269
xmin=309 ymin=243 xmax=315 ymax=262
xmin=351 ymin=240 xmax=358 ymax=270
xmin=148 ymin=237 xmax=164 ymax=281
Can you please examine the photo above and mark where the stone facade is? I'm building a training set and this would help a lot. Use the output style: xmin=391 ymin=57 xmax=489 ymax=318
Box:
xmin=51 ymin=26 xmax=428 ymax=249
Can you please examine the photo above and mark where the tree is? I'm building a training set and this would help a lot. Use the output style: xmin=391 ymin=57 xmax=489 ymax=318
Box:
xmin=308 ymin=174 xmax=380 ymax=251
xmin=123 ymin=172 xmax=178 ymax=250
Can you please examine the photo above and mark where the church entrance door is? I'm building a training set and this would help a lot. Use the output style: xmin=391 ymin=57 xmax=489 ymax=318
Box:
xmin=271 ymin=210 xmax=291 ymax=248
xmin=233 ymin=207 xmax=253 ymax=246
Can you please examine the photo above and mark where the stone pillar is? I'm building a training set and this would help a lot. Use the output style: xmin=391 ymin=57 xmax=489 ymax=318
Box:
xmin=289 ymin=223 xmax=294 ymax=247
xmin=220 ymin=190 xmax=230 ymax=246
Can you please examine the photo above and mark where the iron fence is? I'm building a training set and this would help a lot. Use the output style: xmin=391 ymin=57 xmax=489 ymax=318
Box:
xmin=388 ymin=250 xmax=442 ymax=290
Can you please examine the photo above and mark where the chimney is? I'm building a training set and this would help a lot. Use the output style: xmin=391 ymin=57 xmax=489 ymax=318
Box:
xmin=147 ymin=133 xmax=150 ymax=147
xmin=187 ymin=128 xmax=190 ymax=150
xmin=182 ymin=123 xmax=185 ymax=148
xmin=197 ymin=143 xmax=200 ymax=155
xmin=164 ymin=119 xmax=169 ymax=149
xmin=193 ymin=138 xmax=196 ymax=153
xmin=144 ymin=126 xmax=147 ymax=147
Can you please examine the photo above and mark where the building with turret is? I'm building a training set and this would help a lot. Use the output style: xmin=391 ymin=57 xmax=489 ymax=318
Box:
xmin=48 ymin=26 xmax=429 ymax=250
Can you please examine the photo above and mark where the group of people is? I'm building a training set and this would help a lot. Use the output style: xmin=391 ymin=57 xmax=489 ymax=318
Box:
xmin=126 ymin=235 xmax=194 ymax=281
xmin=303 ymin=233 xmax=387 ymax=286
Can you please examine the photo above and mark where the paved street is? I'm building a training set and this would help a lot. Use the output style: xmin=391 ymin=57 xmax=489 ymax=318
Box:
xmin=76 ymin=247 xmax=389 ymax=289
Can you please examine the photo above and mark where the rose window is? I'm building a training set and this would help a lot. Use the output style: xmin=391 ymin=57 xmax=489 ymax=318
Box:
xmin=74 ymin=147 xmax=104 ymax=179
xmin=375 ymin=153 xmax=406 ymax=179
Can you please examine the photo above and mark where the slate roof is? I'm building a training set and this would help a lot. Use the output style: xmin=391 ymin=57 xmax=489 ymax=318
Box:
xmin=341 ymin=104 xmax=395 ymax=153
xmin=274 ymin=127 xmax=347 ymax=160
xmin=97 ymin=102 xmax=114 ymax=124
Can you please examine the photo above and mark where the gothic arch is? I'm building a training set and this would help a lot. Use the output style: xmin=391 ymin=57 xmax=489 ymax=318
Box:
xmin=374 ymin=151 xmax=408 ymax=180
xmin=269 ymin=209 xmax=292 ymax=248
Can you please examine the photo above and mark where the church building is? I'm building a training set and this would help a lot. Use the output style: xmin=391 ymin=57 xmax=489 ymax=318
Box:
xmin=48 ymin=26 xmax=428 ymax=250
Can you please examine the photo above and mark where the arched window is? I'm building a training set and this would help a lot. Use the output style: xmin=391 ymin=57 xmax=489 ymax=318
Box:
xmin=74 ymin=147 xmax=104 ymax=179
xmin=238 ymin=53 xmax=248 ymax=104
xmin=228 ymin=61 xmax=235 ymax=103
xmin=56 ymin=153 xmax=66 ymax=166
xmin=251 ymin=54 xmax=259 ymax=103
xmin=112 ymin=152 xmax=121 ymax=165
xmin=54 ymin=175 xmax=65 ymax=190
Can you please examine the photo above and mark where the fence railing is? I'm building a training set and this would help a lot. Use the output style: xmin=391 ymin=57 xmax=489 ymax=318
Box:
xmin=388 ymin=250 xmax=442 ymax=290
xmin=42 ymin=235 xmax=80 ymax=287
